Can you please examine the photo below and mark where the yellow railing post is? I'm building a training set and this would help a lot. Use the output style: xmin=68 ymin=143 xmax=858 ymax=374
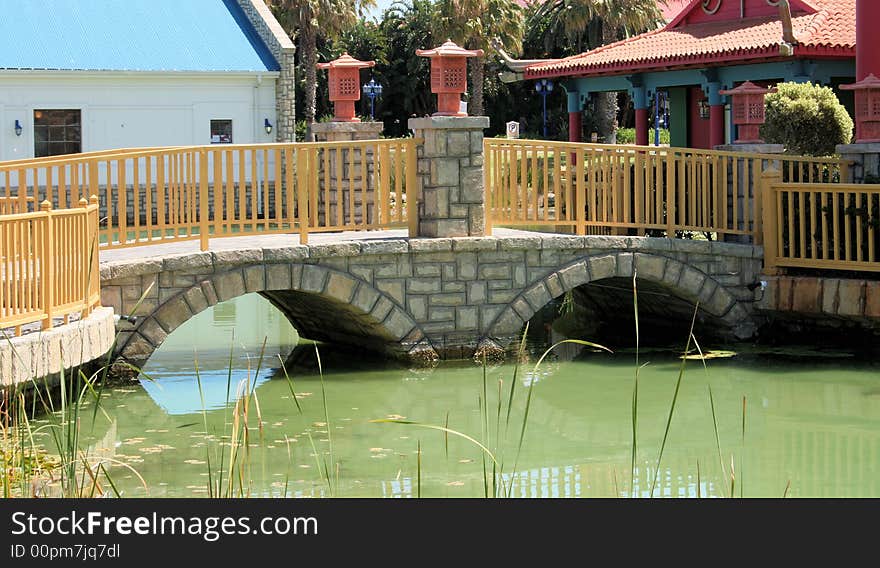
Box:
xmin=89 ymin=195 xmax=101 ymax=313
xmin=761 ymin=166 xmax=782 ymax=276
xmin=576 ymin=148 xmax=585 ymax=235
xmin=199 ymin=149 xmax=210 ymax=251
xmin=88 ymin=160 xmax=99 ymax=208
xmin=40 ymin=200 xmax=55 ymax=330
xmin=666 ymin=150 xmax=676 ymax=238
xmin=841 ymin=160 xmax=851 ymax=183
xmin=79 ymin=197 xmax=91 ymax=316
xmin=407 ymin=138 xmax=419 ymax=237
xmin=296 ymin=148 xmax=309 ymax=245
xmin=483 ymin=139 xmax=492 ymax=236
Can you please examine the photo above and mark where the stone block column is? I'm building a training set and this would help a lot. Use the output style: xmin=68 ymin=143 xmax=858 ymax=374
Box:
xmin=837 ymin=143 xmax=880 ymax=183
xmin=408 ymin=116 xmax=489 ymax=238
xmin=715 ymin=143 xmax=784 ymax=244
xmin=311 ymin=122 xmax=384 ymax=225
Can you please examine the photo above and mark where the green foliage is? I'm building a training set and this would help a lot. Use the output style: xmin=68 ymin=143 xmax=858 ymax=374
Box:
xmin=617 ymin=127 xmax=669 ymax=145
xmin=375 ymin=0 xmax=437 ymax=136
xmin=762 ymin=82 xmax=854 ymax=156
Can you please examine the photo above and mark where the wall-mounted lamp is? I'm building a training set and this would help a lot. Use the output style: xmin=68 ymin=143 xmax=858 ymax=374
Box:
xmin=14 ymin=119 xmax=22 ymax=136
xmin=264 ymin=118 xmax=273 ymax=135
xmin=698 ymin=100 xmax=710 ymax=120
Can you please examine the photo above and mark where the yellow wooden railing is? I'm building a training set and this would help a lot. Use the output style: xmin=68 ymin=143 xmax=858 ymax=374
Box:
xmin=0 ymin=139 xmax=419 ymax=250
xmin=485 ymin=139 xmax=850 ymax=241
xmin=762 ymin=168 xmax=880 ymax=274
xmin=0 ymin=197 xmax=101 ymax=336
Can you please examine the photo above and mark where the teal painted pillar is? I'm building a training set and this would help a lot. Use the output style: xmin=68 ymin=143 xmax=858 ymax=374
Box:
xmin=706 ymin=82 xmax=725 ymax=148
xmin=630 ymin=85 xmax=649 ymax=146
xmin=668 ymin=87 xmax=687 ymax=148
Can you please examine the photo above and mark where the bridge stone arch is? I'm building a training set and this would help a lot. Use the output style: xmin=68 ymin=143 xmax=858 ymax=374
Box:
xmin=485 ymin=251 xmax=754 ymax=347
xmin=111 ymin=261 xmax=434 ymax=368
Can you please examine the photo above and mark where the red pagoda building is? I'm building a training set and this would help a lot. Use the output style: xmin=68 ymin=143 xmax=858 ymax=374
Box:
xmin=522 ymin=0 xmax=862 ymax=149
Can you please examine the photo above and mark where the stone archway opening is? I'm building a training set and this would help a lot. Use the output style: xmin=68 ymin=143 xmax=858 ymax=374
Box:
xmin=115 ymin=264 xmax=434 ymax=370
xmin=531 ymin=277 xmax=737 ymax=350
xmin=485 ymin=252 xmax=754 ymax=356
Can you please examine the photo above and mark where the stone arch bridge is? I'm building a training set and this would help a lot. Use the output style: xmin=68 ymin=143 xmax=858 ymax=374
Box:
xmin=100 ymin=230 xmax=763 ymax=367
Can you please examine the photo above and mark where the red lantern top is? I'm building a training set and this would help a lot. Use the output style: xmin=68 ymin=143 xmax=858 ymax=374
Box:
xmin=317 ymin=53 xmax=376 ymax=122
xmin=841 ymin=74 xmax=880 ymax=143
xmin=417 ymin=40 xmax=484 ymax=116
xmin=719 ymin=81 xmax=777 ymax=144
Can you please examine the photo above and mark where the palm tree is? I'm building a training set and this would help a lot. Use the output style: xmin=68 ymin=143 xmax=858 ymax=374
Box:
xmin=528 ymin=0 xmax=662 ymax=142
xmin=436 ymin=0 xmax=524 ymax=117
xmin=269 ymin=0 xmax=375 ymax=140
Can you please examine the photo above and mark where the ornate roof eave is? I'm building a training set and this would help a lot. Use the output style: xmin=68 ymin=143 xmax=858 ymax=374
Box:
xmin=523 ymin=43 xmax=854 ymax=81
xmin=489 ymin=37 xmax=554 ymax=83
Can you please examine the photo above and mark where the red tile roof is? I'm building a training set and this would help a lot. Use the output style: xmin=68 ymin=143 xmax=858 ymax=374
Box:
xmin=525 ymin=0 xmax=854 ymax=79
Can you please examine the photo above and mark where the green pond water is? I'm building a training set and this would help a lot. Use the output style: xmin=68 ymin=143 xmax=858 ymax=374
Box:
xmin=53 ymin=294 xmax=880 ymax=498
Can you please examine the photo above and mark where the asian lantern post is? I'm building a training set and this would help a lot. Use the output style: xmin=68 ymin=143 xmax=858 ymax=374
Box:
xmin=407 ymin=40 xmax=491 ymax=238
xmin=313 ymin=53 xmax=384 ymax=224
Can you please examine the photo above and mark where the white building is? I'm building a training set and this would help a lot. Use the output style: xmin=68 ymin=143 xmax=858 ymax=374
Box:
xmin=0 ymin=0 xmax=295 ymax=163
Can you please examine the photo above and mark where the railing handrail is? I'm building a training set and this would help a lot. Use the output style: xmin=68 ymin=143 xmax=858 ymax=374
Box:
xmin=0 ymin=146 xmax=190 ymax=168
xmin=484 ymin=137 xmax=852 ymax=166
xmin=770 ymin=181 xmax=880 ymax=192
xmin=0 ymin=138 xmax=421 ymax=172
xmin=0 ymin=198 xmax=101 ymax=334
xmin=1 ymin=137 xmax=420 ymax=252
xmin=762 ymin=168 xmax=879 ymax=274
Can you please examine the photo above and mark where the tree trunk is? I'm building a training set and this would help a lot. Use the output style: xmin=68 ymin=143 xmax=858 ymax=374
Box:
xmin=595 ymin=21 xmax=618 ymax=144
xmin=469 ymin=58 xmax=485 ymax=117
xmin=301 ymin=23 xmax=318 ymax=141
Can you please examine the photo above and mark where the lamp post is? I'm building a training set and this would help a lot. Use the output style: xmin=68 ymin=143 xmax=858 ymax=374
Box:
xmin=535 ymin=79 xmax=553 ymax=138
xmin=362 ymin=78 xmax=383 ymax=120
xmin=654 ymin=90 xmax=668 ymax=146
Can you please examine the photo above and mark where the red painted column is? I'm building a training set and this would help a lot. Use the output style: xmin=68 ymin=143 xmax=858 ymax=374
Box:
xmin=569 ymin=111 xmax=582 ymax=143
xmin=857 ymin=0 xmax=880 ymax=80
xmin=710 ymin=104 xmax=725 ymax=147
xmin=635 ymin=108 xmax=649 ymax=146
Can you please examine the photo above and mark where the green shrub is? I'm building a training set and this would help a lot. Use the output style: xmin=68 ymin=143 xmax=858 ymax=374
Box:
xmin=617 ymin=127 xmax=669 ymax=145
xmin=761 ymin=82 xmax=853 ymax=156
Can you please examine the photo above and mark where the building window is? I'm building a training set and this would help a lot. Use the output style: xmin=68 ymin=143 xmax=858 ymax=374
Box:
xmin=210 ymin=120 xmax=233 ymax=144
xmin=34 ymin=109 xmax=82 ymax=157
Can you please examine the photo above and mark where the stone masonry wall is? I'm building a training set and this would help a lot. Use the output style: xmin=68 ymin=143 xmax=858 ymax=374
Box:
xmin=311 ymin=122 xmax=384 ymax=225
xmin=837 ymin=143 xmax=880 ymax=183
xmin=409 ymin=117 xmax=488 ymax=238
xmin=100 ymin=234 xmax=762 ymax=364
xmin=758 ymin=275 xmax=880 ymax=325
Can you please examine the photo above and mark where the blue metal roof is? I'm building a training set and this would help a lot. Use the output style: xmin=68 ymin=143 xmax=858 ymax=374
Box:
xmin=0 ymin=0 xmax=279 ymax=72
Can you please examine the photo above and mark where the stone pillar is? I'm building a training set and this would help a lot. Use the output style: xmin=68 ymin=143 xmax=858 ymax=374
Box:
xmin=836 ymin=143 xmax=880 ymax=183
xmin=715 ymin=142 xmax=784 ymax=243
xmin=311 ymin=122 xmax=384 ymax=225
xmin=408 ymin=116 xmax=489 ymax=238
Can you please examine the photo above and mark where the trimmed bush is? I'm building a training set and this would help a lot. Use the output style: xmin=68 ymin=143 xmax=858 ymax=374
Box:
xmin=617 ymin=127 xmax=669 ymax=145
xmin=761 ymin=82 xmax=853 ymax=156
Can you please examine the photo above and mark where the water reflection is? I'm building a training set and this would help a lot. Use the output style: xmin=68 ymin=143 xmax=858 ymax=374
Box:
xmin=140 ymin=294 xmax=298 ymax=414
xmin=68 ymin=294 xmax=880 ymax=498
